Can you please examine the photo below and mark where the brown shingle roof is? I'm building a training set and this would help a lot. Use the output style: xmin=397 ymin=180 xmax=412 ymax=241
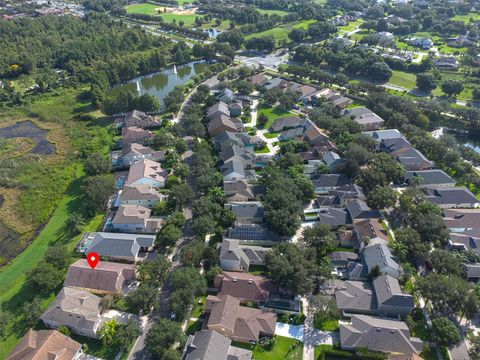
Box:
xmin=214 ymin=272 xmax=276 ymax=303
xmin=64 ymin=259 xmax=136 ymax=293
xmin=206 ymin=295 xmax=276 ymax=342
xmin=7 ymin=329 xmax=81 ymax=360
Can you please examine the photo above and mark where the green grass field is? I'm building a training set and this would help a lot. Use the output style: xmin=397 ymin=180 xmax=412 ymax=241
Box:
xmin=257 ymin=106 xmax=296 ymax=129
xmin=125 ymin=3 xmax=161 ymax=15
xmin=177 ymin=0 xmax=196 ymax=4
xmin=160 ymin=13 xmax=198 ymax=26
xmin=451 ymin=12 xmax=480 ymax=24
xmin=387 ymin=70 xmax=417 ymax=89
xmin=245 ymin=20 xmax=316 ymax=43
xmin=233 ymin=336 xmax=303 ymax=360
xmin=337 ymin=19 xmax=363 ymax=34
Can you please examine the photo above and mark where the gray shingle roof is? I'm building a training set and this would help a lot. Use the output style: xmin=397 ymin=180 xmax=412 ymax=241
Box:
xmin=86 ymin=232 xmax=155 ymax=259
xmin=225 ymin=202 xmax=264 ymax=221
xmin=424 ymin=187 xmax=479 ymax=207
xmin=363 ymin=243 xmax=399 ymax=277
xmin=182 ymin=330 xmax=252 ymax=360
xmin=318 ymin=207 xmax=351 ymax=227
xmin=404 ymin=170 xmax=455 ymax=187
xmin=312 ymin=174 xmax=351 ymax=189
xmin=340 ymin=315 xmax=423 ymax=354
xmin=364 ymin=129 xmax=403 ymax=140
xmin=334 ymin=280 xmax=377 ymax=314
xmin=373 ymin=275 xmax=414 ymax=309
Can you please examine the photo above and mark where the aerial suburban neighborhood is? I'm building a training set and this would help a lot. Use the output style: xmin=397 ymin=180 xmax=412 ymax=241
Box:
xmin=0 ymin=0 xmax=479 ymax=360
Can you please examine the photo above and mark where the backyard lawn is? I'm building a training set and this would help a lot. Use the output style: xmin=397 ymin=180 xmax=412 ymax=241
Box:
xmin=190 ymin=294 xmax=207 ymax=318
xmin=257 ymin=105 xmax=296 ymax=130
xmin=233 ymin=336 xmax=303 ymax=360
xmin=245 ymin=20 xmax=316 ymax=43
xmin=451 ymin=12 xmax=480 ymax=24
xmin=337 ymin=19 xmax=363 ymax=34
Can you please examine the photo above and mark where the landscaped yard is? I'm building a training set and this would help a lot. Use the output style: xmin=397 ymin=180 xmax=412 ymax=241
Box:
xmin=451 ymin=12 xmax=480 ymax=24
xmin=190 ymin=294 xmax=207 ymax=318
xmin=257 ymin=105 xmax=296 ymax=130
xmin=71 ymin=335 xmax=122 ymax=360
xmin=337 ymin=19 xmax=363 ymax=34
xmin=245 ymin=20 xmax=316 ymax=43
xmin=255 ymin=145 xmax=270 ymax=154
xmin=248 ymin=264 xmax=268 ymax=275
xmin=314 ymin=319 xmax=339 ymax=331
xmin=263 ymin=131 xmax=281 ymax=139
xmin=233 ymin=336 xmax=303 ymax=360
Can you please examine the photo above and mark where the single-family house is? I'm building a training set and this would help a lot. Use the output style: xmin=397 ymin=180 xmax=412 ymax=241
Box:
xmin=208 ymin=115 xmax=244 ymax=137
xmin=342 ymin=107 xmax=385 ymax=131
xmin=229 ymin=102 xmax=242 ymax=117
xmin=116 ymin=110 xmax=161 ymax=129
xmin=269 ymin=116 xmax=306 ymax=132
xmin=6 ymin=329 xmax=82 ymax=360
xmin=216 ymin=88 xmax=235 ymax=104
xmin=84 ymin=232 xmax=155 ymax=262
xmin=213 ymin=272 xmax=276 ymax=304
xmin=424 ymin=187 xmax=480 ymax=209
xmin=249 ymin=74 xmax=268 ymax=86
xmin=373 ymin=275 xmax=414 ymax=317
xmin=221 ymin=159 xmax=256 ymax=181
xmin=182 ymin=330 xmax=252 ymax=360
xmin=207 ymin=102 xmax=230 ymax=120
xmin=364 ymin=129 xmax=403 ymax=141
xmin=317 ymin=207 xmax=352 ymax=228
xmin=227 ymin=223 xmax=279 ymax=243
xmin=346 ymin=200 xmax=381 ymax=220
xmin=111 ymin=205 xmax=163 ymax=233
xmin=379 ymin=137 xmax=413 ymax=154
xmin=223 ymin=179 xmax=256 ymax=202
xmin=392 ymin=147 xmax=434 ymax=171
xmin=125 ymin=159 xmax=168 ymax=188
xmin=205 ymin=295 xmax=276 ymax=343
xmin=432 ymin=57 xmax=459 ymax=70
xmin=121 ymin=127 xmax=154 ymax=146
xmin=448 ymin=231 xmax=480 ymax=256
xmin=363 ymin=243 xmax=400 ymax=279
xmin=64 ymin=259 xmax=136 ymax=295
xmin=225 ymin=202 xmax=264 ymax=224
xmin=328 ymin=251 xmax=359 ymax=268
xmin=118 ymin=184 xmax=165 ymax=209
xmin=219 ymin=239 xmax=269 ymax=272
xmin=213 ymin=131 xmax=251 ymax=151
xmin=403 ymin=170 xmax=455 ymax=188
xmin=406 ymin=37 xmax=433 ymax=49
xmin=353 ymin=218 xmax=389 ymax=249
xmin=340 ymin=315 xmax=423 ymax=355
xmin=312 ymin=174 xmax=351 ymax=194
xmin=322 ymin=151 xmax=343 ymax=170
xmin=41 ymin=287 xmax=103 ymax=339
xmin=121 ymin=143 xmax=166 ymax=168
xmin=333 ymin=280 xmax=376 ymax=315
xmin=220 ymin=145 xmax=254 ymax=167
xmin=443 ymin=209 xmax=480 ymax=232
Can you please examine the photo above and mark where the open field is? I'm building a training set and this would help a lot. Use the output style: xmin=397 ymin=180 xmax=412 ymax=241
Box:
xmin=451 ymin=12 xmax=480 ymax=23
xmin=387 ymin=70 xmax=417 ymax=89
xmin=125 ymin=3 xmax=162 ymax=15
xmin=245 ymin=20 xmax=316 ymax=43
xmin=160 ymin=12 xmax=198 ymax=26
xmin=432 ymin=70 xmax=475 ymax=101
xmin=233 ymin=336 xmax=303 ymax=360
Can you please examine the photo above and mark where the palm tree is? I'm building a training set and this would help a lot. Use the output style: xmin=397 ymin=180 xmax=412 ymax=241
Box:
xmin=391 ymin=240 xmax=409 ymax=262
xmin=66 ymin=212 xmax=85 ymax=235
xmin=208 ymin=186 xmax=225 ymax=203
xmin=410 ymin=175 xmax=424 ymax=188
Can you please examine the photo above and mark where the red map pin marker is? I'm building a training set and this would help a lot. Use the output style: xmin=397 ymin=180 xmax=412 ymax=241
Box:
xmin=86 ymin=252 xmax=99 ymax=269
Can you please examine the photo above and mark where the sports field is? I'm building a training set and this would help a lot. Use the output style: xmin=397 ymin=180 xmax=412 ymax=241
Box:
xmin=125 ymin=3 xmax=161 ymax=15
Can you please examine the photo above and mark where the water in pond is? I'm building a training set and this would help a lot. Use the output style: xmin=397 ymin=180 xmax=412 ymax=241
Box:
xmin=108 ymin=61 xmax=207 ymax=107
xmin=0 ymin=120 xmax=55 ymax=155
